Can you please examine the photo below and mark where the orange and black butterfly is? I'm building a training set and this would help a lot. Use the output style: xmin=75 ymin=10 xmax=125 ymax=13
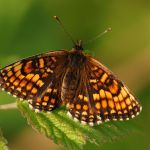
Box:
xmin=0 ymin=40 xmax=142 ymax=126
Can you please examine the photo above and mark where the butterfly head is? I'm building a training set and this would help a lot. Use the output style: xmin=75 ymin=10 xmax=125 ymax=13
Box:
xmin=74 ymin=40 xmax=83 ymax=51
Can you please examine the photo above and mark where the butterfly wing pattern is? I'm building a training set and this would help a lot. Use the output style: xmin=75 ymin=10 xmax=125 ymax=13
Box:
xmin=0 ymin=50 xmax=68 ymax=112
xmin=67 ymin=54 xmax=142 ymax=126
xmin=0 ymin=46 xmax=142 ymax=126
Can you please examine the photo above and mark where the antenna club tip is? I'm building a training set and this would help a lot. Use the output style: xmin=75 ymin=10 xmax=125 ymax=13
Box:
xmin=107 ymin=27 xmax=112 ymax=32
xmin=53 ymin=16 xmax=59 ymax=20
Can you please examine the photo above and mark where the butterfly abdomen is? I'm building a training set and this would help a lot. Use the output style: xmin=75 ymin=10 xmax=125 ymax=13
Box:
xmin=61 ymin=51 xmax=86 ymax=103
xmin=61 ymin=68 xmax=80 ymax=103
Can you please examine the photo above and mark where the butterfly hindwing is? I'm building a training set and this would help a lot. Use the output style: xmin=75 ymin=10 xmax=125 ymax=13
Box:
xmin=0 ymin=50 xmax=67 ymax=111
xmin=29 ymin=79 xmax=62 ymax=112
xmin=68 ymin=79 xmax=103 ymax=126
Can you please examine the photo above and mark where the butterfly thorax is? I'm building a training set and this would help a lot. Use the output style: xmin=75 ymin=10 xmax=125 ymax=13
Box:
xmin=61 ymin=49 xmax=86 ymax=104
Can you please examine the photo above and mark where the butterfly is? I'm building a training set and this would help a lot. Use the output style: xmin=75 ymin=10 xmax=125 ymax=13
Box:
xmin=0 ymin=40 xmax=142 ymax=126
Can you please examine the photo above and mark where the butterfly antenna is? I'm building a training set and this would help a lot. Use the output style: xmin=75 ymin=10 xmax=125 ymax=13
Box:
xmin=84 ymin=27 xmax=112 ymax=46
xmin=53 ymin=16 xmax=76 ymax=46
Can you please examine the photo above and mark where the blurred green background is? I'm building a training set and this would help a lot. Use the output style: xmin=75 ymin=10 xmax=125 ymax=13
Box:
xmin=0 ymin=0 xmax=150 ymax=150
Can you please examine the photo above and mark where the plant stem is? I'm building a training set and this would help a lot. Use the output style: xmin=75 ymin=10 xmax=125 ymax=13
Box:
xmin=0 ymin=102 xmax=17 ymax=110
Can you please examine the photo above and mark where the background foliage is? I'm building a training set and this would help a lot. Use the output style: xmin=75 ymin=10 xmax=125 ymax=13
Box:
xmin=0 ymin=0 xmax=150 ymax=150
xmin=0 ymin=130 xmax=8 ymax=150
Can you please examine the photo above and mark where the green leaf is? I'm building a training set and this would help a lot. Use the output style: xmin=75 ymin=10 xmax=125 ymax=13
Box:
xmin=17 ymin=101 xmax=141 ymax=150
xmin=0 ymin=130 xmax=9 ymax=150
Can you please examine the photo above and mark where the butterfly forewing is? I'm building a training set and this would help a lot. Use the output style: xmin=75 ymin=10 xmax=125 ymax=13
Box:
xmin=87 ymin=57 xmax=141 ymax=123
xmin=0 ymin=50 xmax=68 ymax=111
